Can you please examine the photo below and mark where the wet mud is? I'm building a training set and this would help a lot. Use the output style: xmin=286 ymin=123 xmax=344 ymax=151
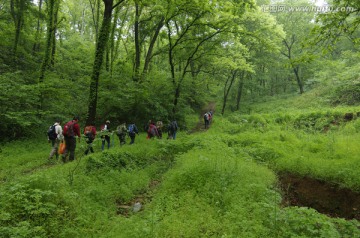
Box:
xmin=278 ymin=173 xmax=360 ymax=220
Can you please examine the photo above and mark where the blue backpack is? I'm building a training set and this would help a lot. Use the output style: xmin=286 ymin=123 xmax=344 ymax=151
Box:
xmin=128 ymin=124 xmax=135 ymax=134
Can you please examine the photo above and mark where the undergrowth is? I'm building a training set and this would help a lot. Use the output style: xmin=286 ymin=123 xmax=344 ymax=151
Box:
xmin=1 ymin=107 xmax=360 ymax=237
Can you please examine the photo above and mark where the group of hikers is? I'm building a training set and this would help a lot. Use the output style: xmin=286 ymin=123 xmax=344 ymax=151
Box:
xmin=47 ymin=117 xmax=179 ymax=163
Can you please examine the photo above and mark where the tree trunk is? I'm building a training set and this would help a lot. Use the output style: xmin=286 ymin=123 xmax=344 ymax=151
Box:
xmin=293 ymin=65 xmax=304 ymax=94
xmin=10 ymin=0 xmax=26 ymax=66
xmin=133 ymin=2 xmax=140 ymax=81
xmin=142 ymin=16 xmax=164 ymax=80
xmin=222 ymin=70 xmax=237 ymax=115
xmin=172 ymin=84 xmax=180 ymax=115
xmin=39 ymin=0 xmax=55 ymax=83
xmin=236 ymin=72 xmax=245 ymax=111
xmin=50 ymin=1 xmax=60 ymax=67
xmin=89 ymin=0 xmax=101 ymax=43
xmin=108 ymin=6 xmax=120 ymax=75
xmin=33 ymin=0 xmax=43 ymax=54
xmin=86 ymin=0 xmax=114 ymax=125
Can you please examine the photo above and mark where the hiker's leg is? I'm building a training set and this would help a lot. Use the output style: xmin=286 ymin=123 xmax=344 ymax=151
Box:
xmin=62 ymin=137 xmax=71 ymax=162
xmin=53 ymin=139 xmax=60 ymax=159
xmin=120 ymin=135 xmax=125 ymax=145
xmin=106 ymin=136 xmax=110 ymax=149
xmin=49 ymin=139 xmax=56 ymax=159
xmin=68 ymin=137 xmax=76 ymax=161
xmin=101 ymin=136 xmax=105 ymax=150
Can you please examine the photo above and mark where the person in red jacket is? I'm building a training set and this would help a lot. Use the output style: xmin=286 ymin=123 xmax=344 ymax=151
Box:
xmin=84 ymin=125 xmax=96 ymax=155
xmin=147 ymin=121 xmax=159 ymax=139
xmin=62 ymin=116 xmax=81 ymax=162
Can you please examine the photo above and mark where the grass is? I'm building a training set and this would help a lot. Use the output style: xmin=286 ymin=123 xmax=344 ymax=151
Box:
xmin=1 ymin=107 xmax=360 ymax=237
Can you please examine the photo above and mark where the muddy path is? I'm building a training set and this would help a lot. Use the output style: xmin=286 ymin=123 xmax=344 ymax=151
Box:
xmin=189 ymin=102 xmax=216 ymax=133
xmin=278 ymin=173 xmax=360 ymax=220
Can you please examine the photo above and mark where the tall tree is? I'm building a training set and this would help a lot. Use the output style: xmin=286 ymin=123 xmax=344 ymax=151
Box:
xmin=39 ymin=0 xmax=58 ymax=83
xmin=86 ymin=0 xmax=125 ymax=125
xmin=10 ymin=0 xmax=28 ymax=66
xmin=274 ymin=0 xmax=315 ymax=94
xmin=32 ymin=0 xmax=44 ymax=54
xmin=164 ymin=0 xmax=255 ymax=115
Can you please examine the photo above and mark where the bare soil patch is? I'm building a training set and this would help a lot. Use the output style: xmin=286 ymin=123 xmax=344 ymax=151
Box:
xmin=278 ymin=173 xmax=360 ymax=220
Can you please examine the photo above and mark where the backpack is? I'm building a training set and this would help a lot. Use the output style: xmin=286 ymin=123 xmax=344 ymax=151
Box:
xmin=148 ymin=124 xmax=156 ymax=136
xmin=170 ymin=121 xmax=178 ymax=131
xmin=128 ymin=124 xmax=135 ymax=134
xmin=116 ymin=124 xmax=126 ymax=136
xmin=204 ymin=113 xmax=209 ymax=121
xmin=47 ymin=124 xmax=57 ymax=140
xmin=156 ymin=121 xmax=163 ymax=128
xmin=63 ymin=121 xmax=75 ymax=137
xmin=84 ymin=126 xmax=94 ymax=139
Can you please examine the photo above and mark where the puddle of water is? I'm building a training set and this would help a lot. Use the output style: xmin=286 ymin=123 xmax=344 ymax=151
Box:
xmin=278 ymin=173 xmax=360 ymax=220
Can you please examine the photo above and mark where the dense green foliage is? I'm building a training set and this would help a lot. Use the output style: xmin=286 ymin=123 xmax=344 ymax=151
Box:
xmin=1 ymin=0 xmax=360 ymax=236
xmin=1 ymin=0 xmax=360 ymax=139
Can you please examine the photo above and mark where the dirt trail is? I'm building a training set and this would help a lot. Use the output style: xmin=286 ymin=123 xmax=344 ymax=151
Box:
xmin=189 ymin=102 xmax=216 ymax=133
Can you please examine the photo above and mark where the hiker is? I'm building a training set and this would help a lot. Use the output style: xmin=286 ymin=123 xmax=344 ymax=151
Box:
xmin=62 ymin=116 xmax=81 ymax=162
xmin=48 ymin=120 xmax=64 ymax=161
xmin=128 ymin=123 xmax=139 ymax=144
xmin=208 ymin=111 xmax=213 ymax=124
xmin=204 ymin=112 xmax=210 ymax=129
xmin=147 ymin=121 xmax=159 ymax=139
xmin=116 ymin=123 xmax=127 ymax=146
xmin=84 ymin=125 xmax=96 ymax=155
xmin=156 ymin=121 xmax=164 ymax=139
xmin=167 ymin=120 xmax=178 ymax=139
xmin=100 ymin=120 xmax=111 ymax=150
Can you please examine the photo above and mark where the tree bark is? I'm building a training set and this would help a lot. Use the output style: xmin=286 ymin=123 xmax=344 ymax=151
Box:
xmin=10 ymin=0 xmax=26 ymax=66
xmin=282 ymin=36 xmax=304 ymax=94
xmin=133 ymin=1 xmax=140 ymax=81
xmin=142 ymin=16 xmax=164 ymax=80
xmin=89 ymin=0 xmax=101 ymax=43
xmin=39 ymin=0 xmax=55 ymax=83
xmin=50 ymin=1 xmax=60 ymax=67
xmin=222 ymin=70 xmax=237 ymax=115
xmin=293 ymin=66 xmax=304 ymax=94
xmin=33 ymin=0 xmax=43 ymax=54
xmin=236 ymin=72 xmax=245 ymax=111
xmin=86 ymin=0 xmax=115 ymax=125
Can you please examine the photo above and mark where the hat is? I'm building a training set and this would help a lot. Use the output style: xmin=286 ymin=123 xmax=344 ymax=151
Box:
xmin=106 ymin=120 xmax=110 ymax=123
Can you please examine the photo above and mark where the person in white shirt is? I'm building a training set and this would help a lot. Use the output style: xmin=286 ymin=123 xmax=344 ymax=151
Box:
xmin=48 ymin=120 xmax=64 ymax=161
xmin=101 ymin=120 xmax=111 ymax=150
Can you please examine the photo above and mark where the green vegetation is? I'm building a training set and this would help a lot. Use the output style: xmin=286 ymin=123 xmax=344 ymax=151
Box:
xmin=1 ymin=102 xmax=360 ymax=237
xmin=1 ymin=0 xmax=360 ymax=236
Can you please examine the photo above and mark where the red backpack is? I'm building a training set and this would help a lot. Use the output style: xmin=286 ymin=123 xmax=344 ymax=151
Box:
xmin=63 ymin=121 xmax=76 ymax=137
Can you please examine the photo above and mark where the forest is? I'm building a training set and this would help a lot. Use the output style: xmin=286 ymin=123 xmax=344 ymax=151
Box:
xmin=0 ymin=0 xmax=360 ymax=237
